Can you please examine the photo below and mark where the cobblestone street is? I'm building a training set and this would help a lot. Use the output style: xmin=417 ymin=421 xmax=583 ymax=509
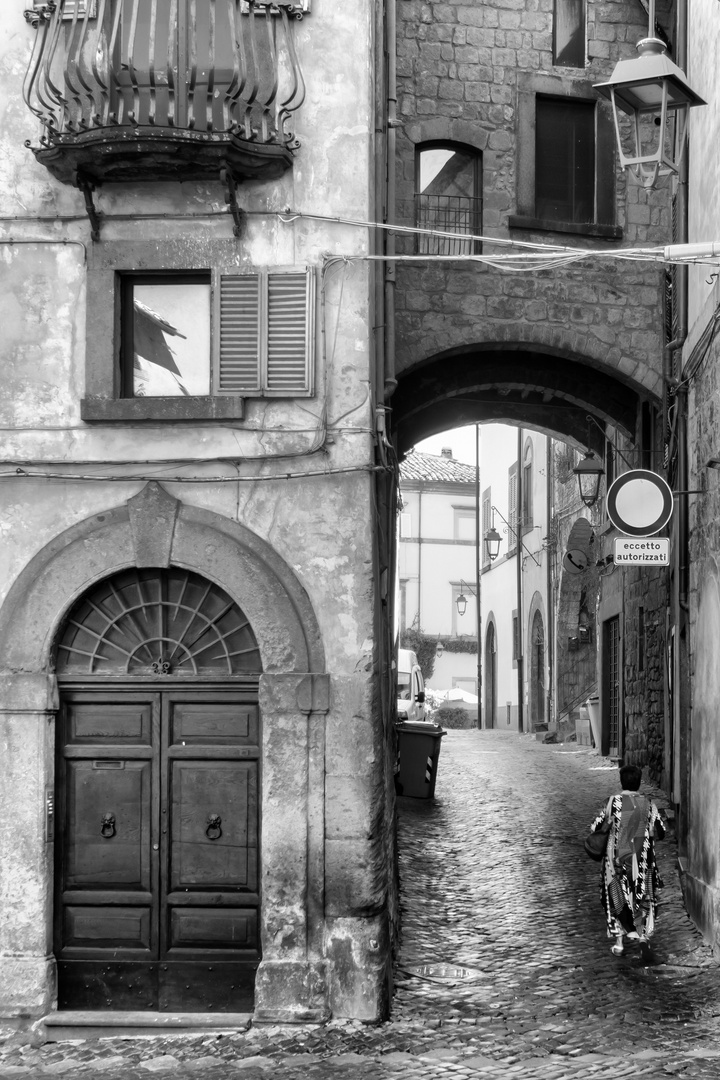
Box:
xmin=3 ymin=729 xmax=720 ymax=1079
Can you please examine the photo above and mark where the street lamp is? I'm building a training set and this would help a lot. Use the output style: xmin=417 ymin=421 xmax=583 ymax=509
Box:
xmin=483 ymin=507 xmax=541 ymax=567
xmin=573 ymin=450 xmax=605 ymax=509
xmin=593 ymin=0 xmax=705 ymax=187
xmin=484 ymin=525 xmax=502 ymax=562
xmin=456 ymin=591 xmax=468 ymax=617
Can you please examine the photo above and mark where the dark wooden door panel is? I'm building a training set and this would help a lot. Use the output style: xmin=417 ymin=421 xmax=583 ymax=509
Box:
xmin=56 ymin=686 xmax=260 ymax=1011
xmin=170 ymin=701 xmax=259 ymax=745
xmin=158 ymin=961 xmax=258 ymax=1012
xmin=66 ymin=701 xmax=153 ymax=745
xmin=168 ymin=761 xmax=258 ymax=891
xmin=65 ymin=761 xmax=152 ymax=890
xmin=57 ymin=961 xmax=157 ymax=1011
xmin=168 ymin=906 xmax=259 ymax=951
xmin=62 ymin=905 xmax=152 ymax=953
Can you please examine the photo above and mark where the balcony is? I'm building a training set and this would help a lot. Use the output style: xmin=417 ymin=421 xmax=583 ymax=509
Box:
xmin=23 ymin=0 xmax=307 ymax=186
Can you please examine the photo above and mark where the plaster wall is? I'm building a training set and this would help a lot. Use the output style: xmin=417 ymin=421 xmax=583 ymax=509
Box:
xmin=430 ymin=650 xmax=478 ymax=694
xmin=0 ymin=0 xmax=392 ymax=1025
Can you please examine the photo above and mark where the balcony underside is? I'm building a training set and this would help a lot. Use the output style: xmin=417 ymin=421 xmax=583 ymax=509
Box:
xmin=31 ymin=126 xmax=294 ymax=185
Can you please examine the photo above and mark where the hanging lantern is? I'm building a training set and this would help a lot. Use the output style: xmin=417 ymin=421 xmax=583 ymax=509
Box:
xmin=484 ymin=525 xmax=502 ymax=562
xmin=573 ymin=451 xmax=604 ymax=509
xmin=594 ymin=36 xmax=705 ymax=188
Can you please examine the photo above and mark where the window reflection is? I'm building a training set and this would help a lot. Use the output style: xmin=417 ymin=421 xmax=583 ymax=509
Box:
xmin=131 ymin=282 xmax=211 ymax=398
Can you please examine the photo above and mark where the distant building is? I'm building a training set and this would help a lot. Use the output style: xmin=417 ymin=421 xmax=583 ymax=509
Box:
xmin=479 ymin=426 xmax=550 ymax=732
xmin=398 ymin=447 xmax=479 ymax=695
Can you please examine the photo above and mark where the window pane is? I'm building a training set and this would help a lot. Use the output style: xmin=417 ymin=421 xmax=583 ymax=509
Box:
xmin=416 ymin=145 xmax=481 ymax=254
xmin=535 ymin=98 xmax=595 ymax=223
xmin=131 ymin=283 xmax=211 ymax=398
xmin=554 ymin=0 xmax=585 ymax=68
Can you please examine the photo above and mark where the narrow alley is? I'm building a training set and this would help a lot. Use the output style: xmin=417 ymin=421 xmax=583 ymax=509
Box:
xmin=3 ymin=731 xmax=720 ymax=1080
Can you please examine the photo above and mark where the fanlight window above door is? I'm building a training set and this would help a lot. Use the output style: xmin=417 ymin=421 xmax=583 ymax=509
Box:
xmin=56 ymin=568 xmax=262 ymax=675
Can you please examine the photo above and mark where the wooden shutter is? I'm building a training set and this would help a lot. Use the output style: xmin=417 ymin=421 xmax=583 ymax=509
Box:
xmin=216 ymin=274 xmax=261 ymax=393
xmin=508 ymin=464 xmax=518 ymax=542
xmin=215 ymin=268 xmax=314 ymax=396
xmin=266 ymin=270 xmax=314 ymax=395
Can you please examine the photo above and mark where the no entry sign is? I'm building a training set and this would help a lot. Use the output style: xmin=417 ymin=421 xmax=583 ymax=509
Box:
xmin=606 ymin=470 xmax=673 ymax=537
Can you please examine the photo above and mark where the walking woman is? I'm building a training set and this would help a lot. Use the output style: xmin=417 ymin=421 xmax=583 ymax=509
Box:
xmin=589 ymin=764 xmax=666 ymax=956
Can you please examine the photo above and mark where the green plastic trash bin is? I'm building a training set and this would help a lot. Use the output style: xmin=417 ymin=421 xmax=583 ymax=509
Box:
xmin=395 ymin=721 xmax=446 ymax=799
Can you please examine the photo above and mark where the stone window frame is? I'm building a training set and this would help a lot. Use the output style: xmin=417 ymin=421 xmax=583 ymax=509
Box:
xmin=509 ymin=72 xmax=622 ymax=241
xmin=82 ymin=239 xmax=316 ymax=423
xmin=398 ymin=119 xmax=497 ymax=260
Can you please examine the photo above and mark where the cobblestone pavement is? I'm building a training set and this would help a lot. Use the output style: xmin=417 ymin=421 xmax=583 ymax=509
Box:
xmin=3 ymin=730 xmax=720 ymax=1079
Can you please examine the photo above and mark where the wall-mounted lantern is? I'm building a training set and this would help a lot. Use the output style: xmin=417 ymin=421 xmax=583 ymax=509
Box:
xmin=573 ymin=451 xmax=604 ymax=509
xmin=594 ymin=7 xmax=705 ymax=188
xmin=484 ymin=525 xmax=502 ymax=562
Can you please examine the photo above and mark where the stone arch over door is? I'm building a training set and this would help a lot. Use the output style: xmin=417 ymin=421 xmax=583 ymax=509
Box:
xmin=0 ymin=483 xmax=329 ymax=1023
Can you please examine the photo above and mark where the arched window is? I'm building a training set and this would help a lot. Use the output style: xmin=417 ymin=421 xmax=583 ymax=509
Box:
xmin=415 ymin=143 xmax=482 ymax=254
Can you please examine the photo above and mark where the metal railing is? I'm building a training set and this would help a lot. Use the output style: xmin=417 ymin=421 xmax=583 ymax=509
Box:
xmin=23 ymin=0 xmax=305 ymax=145
xmin=415 ymin=193 xmax=482 ymax=254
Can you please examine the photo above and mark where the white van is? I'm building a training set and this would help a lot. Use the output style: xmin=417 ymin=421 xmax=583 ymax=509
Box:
xmin=396 ymin=647 xmax=427 ymax=723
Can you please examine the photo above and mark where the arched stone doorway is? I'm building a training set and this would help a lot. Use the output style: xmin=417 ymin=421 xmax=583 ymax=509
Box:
xmin=484 ymin=619 xmax=497 ymax=728
xmin=54 ymin=567 xmax=263 ymax=1011
xmin=0 ymin=483 xmax=330 ymax=1023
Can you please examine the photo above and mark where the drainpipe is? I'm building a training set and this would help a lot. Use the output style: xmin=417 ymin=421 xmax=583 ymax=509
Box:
xmin=475 ymin=424 xmax=482 ymax=727
xmin=384 ymin=0 xmax=398 ymax=402
xmin=546 ymin=439 xmax=554 ymax=727
xmin=516 ymin=427 xmax=524 ymax=734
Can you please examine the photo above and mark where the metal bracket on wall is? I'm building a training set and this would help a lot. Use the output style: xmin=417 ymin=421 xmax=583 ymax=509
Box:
xmin=76 ymin=174 xmax=101 ymax=241
xmin=221 ymin=167 xmax=245 ymax=238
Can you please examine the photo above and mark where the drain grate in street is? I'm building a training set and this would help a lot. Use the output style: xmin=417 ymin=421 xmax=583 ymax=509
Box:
xmin=400 ymin=962 xmax=485 ymax=985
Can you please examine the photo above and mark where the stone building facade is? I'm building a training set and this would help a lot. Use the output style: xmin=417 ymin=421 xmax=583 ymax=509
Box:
xmin=389 ymin=0 xmax=676 ymax=792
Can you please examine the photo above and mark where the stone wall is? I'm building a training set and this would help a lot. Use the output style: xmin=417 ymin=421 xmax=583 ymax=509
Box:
xmin=393 ymin=0 xmax=672 ymax=398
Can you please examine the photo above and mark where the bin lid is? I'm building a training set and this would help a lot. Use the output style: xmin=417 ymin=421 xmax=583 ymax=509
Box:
xmin=395 ymin=721 xmax=446 ymax=736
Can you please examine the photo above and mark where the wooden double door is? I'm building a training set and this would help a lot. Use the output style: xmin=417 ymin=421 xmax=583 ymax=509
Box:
xmin=55 ymin=686 xmax=260 ymax=1012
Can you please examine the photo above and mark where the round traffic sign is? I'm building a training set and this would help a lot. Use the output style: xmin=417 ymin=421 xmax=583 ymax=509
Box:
xmin=606 ymin=469 xmax=673 ymax=537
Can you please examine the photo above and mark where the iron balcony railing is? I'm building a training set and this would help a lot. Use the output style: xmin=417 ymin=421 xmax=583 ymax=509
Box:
xmin=23 ymin=0 xmax=307 ymax=183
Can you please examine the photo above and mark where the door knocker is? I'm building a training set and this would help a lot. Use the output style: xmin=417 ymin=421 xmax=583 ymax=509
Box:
xmin=205 ymin=813 xmax=222 ymax=840
xmin=101 ymin=812 xmax=116 ymax=838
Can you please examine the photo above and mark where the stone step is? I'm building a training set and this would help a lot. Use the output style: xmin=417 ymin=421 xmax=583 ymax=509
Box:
xmin=38 ymin=1011 xmax=252 ymax=1042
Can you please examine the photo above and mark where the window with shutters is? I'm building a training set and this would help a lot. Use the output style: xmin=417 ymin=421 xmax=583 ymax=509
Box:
xmin=82 ymin=243 xmax=315 ymax=422
xmin=482 ymin=488 xmax=491 ymax=566
xmin=508 ymin=463 xmax=519 ymax=550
